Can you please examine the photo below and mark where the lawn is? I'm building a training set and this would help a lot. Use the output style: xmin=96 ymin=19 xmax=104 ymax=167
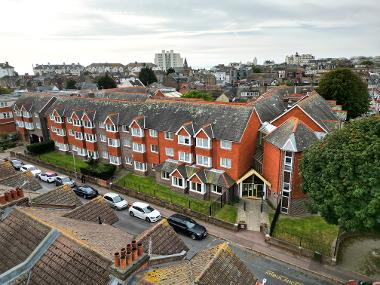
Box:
xmin=271 ymin=214 xmax=339 ymax=256
xmin=116 ymin=173 xmax=237 ymax=223
xmin=39 ymin=151 xmax=88 ymax=172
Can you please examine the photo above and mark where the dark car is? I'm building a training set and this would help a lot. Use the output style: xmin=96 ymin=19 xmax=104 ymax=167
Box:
xmin=55 ymin=176 xmax=76 ymax=188
xmin=10 ymin=159 xmax=24 ymax=170
xmin=74 ymin=185 xmax=99 ymax=199
xmin=167 ymin=214 xmax=207 ymax=240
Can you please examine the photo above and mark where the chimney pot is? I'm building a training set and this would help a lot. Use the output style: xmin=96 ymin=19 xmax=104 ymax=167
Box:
xmin=120 ymin=248 xmax=126 ymax=258
xmin=132 ymin=240 xmax=137 ymax=250
xmin=10 ymin=190 xmax=17 ymax=200
xmin=126 ymin=251 xmax=132 ymax=265
xmin=16 ymin=188 xmax=24 ymax=198
xmin=127 ymin=243 xmax=132 ymax=252
xmin=120 ymin=256 xmax=127 ymax=271
xmin=132 ymin=249 xmax=138 ymax=261
xmin=114 ymin=252 xmax=120 ymax=268
xmin=5 ymin=192 xmax=11 ymax=202
xmin=138 ymin=243 xmax=144 ymax=256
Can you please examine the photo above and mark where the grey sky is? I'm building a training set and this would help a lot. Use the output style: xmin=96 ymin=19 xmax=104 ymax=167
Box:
xmin=1 ymin=0 xmax=379 ymax=74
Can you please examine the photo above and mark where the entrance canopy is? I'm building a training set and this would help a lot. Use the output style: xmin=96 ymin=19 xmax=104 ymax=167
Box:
xmin=236 ymin=169 xmax=271 ymax=187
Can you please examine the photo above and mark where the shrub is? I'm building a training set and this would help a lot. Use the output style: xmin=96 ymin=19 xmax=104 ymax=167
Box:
xmin=80 ymin=162 xmax=116 ymax=180
xmin=26 ymin=140 xmax=55 ymax=154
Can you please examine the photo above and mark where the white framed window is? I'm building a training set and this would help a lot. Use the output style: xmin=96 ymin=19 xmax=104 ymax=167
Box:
xmin=108 ymin=138 xmax=120 ymax=147
xmin=23 ymin=111 xmax=32 ymax=118
xmin=16 ymin=121 xmax=24 ymax=127
xmin=0 ymin=102 xmax=7 ymax=107
xmin=16 ymin=110 xmax=23 ymax=117
xmin=196 ymin=155 xmax=211 ymax=167
xmin=178 ymin=135 xmax=192 ymax=145
xmin=151 ymin=144 xmax=158 ymax=153
xmin=161 ymin=171 xmax=170 ymax=180
xmin=122 ymin=125 xmax=129 ymax=132
xmin=74 ymin=132 xmax=83 ymax=140
xmin=284 ymin=151 xmax=293 ymax=170
xmin=131 ymin=127 xmax=144 ymax=137
xmin=132 ymin=142 xmax=145 ymax=153
xmin=87 ymin=151 xmax=98 ymax=159
xmin=220 ymin=157 xmax=232 ymax=169
xmin=149 ymin=129 xmax=158 ymax=138
xmin=99 ymin=122 xmax=105 ymax=129
xmin=190 ymin=181 xmax=204 ymax=194
xmin=68 ymin=129 xmax=74 ymax=136
xmin=165 ymin=147 xmax=174 ymax=157
xmin=67 ymin=118 xmax=72 ymax=123
xmin=179 ymin=151 xmax=192 ymax=163
xmin=172 ymin=176 xmax=185 ymax=188
xmin=106 ymin=124 xmax=118 ymax=132
xmin=123 ymin=137 xmax=132 ymax=147
xmin=109 ymin=155 xmax=121 ymax=165
xmin=56 ymin=128 xmax=65 ymax=136
xmin=102 ymin=151 xmax=109 ymax=159
xmin=211 ymin=185 xmax=223 ymax=194
xmin=56 ymin=143 xmax=69 ymax=151
xmin=72 ymin=145 xmax=78 ymax=151
xmin=2 ymin=112 xmax=11 ymax=118
xmin=84 ymin=133 xmax=96 ymax=142
xmin=73 ymin=119 xmax=81 ymax=126
xmin=165 ymin=132 xmax=174 ymax=140
xmin=77 ymin=148 xmax=87 ymax=156
xmin=196 ymin=137 xmax=211 ymax=149
xmin=83 ymin=120 xmax=94 ymax=128
xmin=220 ymin=140 xmax=232 ymax=150
xmin=134 ymin=161 xmax=147 ymax=172
xmin=55 ymin=116 xmax=62 ymax=123
xmin=99 ymin=134 xmax=106 ymax=142
xmin=36 ymin=122 xmax=41 ymax=129
xmin=24 ymin=122 xmax=34 ymax=130
xmin=125 ymin=156 xmax=133 ymax=165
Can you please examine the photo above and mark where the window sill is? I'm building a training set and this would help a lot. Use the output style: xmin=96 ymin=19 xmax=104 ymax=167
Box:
xmin=189 ymin=189 xmax=206 ymax=195
xmin=196 ymin=146 xmax=212 ymax=150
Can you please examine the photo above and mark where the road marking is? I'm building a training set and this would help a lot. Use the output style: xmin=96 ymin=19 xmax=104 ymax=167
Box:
xmin=265 ymin=270 xmax=304 ymax=285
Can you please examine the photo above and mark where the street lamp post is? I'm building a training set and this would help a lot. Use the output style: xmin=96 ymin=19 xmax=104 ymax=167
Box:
xmin=71 ymin=150 xmax=77 ymax=179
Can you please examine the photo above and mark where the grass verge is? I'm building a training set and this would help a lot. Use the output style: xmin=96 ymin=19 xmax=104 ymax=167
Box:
xmin=39 ymin=151 xmax=87 ymax=172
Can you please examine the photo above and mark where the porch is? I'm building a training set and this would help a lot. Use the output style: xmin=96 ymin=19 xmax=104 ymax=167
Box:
xmin=236 ymin=169 xmax=271 ymax=200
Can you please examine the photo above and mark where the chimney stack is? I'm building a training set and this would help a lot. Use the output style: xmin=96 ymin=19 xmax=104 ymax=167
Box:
xmin=138 ymin=243 xmax=144 ymax=256
xmin=4 ymin=192 xmax=11 ymax=202
xmin=0 ymin=194 xmax=5 ymax=205
xmin=114 ymin=253 xmax=120 ymax=268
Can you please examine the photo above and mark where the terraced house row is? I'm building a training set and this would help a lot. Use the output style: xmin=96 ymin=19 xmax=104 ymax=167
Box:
xmin=13 ymin=89 xmax=346 ymax=215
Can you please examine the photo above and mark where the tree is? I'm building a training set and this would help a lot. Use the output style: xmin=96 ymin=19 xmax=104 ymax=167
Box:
xmin=300 ymin=117 xmax=380 ymax=232
xmin=182 ymin=90 xmax=213 ymax=101
xmin=317 ymin=69 xmax=369 ymax=119
xmin=65 ymin=79 xmax=77 ymax=89
xmin=139 ymin=67 xmax=157 ymax=86
xmin=166 ymin=67 xmax=175 ymax=75
xmin=251 ymin=66 xmax=262 ymax=73
xmin=361 ymin=60 xmax=374 ymax=67
xmin=0 ymin=86 xmax=12 ymax=94
xmin=97 ymin=74 xmax=117 ymax=89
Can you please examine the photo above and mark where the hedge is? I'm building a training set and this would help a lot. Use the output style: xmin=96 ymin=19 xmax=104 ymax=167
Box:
xmin=26 ymin=140 xmax=55 ymax=154
xmin=80 ymin=163 xmax=116 ymax=180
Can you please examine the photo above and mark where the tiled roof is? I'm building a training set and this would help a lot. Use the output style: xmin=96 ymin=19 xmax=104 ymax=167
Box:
xmin=62 ymin=196 xmax=119 ymax=225
xmin=31 ymin=185 xmax=82 ymax=208
xmin=137 ymin=219 xmax=188 ymax=256
xmin=0 ymin=162 xmax=42 ymax=191
xmin=253 ymin=89 xmax=286 ymax=123
xmin=296 ymin=91 xmax=340 ymax=131
xmin=20 ymin=207 xmax=133 ymax=261
xmin=39 ymin=95 xmax=254 ymax=142
xmin=13 ymin=93 xmax=56 ymax=113
xmin=265 ymin=118 xmax=318 ymax=152
xmin=0 ymin=209 xmax=50 ymax=274
xmin=157 ymin=161 xmax=235 ymax=187
xmin=137 ymin=243 xmax=256 ymax=285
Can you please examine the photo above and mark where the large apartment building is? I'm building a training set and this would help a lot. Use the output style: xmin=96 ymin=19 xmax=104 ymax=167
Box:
xmin=13 ymin=89 xmax=346 ymax=215
xmin=154 ymin=50 xmax=183 ymax=71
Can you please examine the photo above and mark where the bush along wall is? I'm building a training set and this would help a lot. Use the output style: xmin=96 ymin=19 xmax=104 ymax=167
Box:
xmin=80 ymin=163 xmax=116 ymax=180
xmin=26 ymin=140 xmax=55 ymax=155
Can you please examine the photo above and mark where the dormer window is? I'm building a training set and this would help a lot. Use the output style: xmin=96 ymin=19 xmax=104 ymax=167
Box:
xmin=131 ymin=127 xmax=144 ymax=137
xmin=83 ymin=120 xmax=93 ymax=128
xmin=196 ymin=137 xmax=211 ymax=149
xmin=178 ymin=135 xmax=192 ymax=146
xmin=73 ymin=119 xmax=82 ymax=126
xmin=106 ymin=124 xmax=118 ymax=132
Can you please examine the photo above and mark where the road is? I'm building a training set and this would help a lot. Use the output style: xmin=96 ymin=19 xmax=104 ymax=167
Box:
xmin=10 ymin=155 xmax=338 ymax=285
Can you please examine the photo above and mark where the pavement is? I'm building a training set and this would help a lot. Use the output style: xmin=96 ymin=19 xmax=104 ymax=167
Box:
xmin=5 ymin=150 xmax=365 ymax=285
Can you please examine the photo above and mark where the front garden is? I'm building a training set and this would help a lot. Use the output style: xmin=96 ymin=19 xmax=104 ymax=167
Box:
xmin=116 ymin=173 xmax=238 ymax=223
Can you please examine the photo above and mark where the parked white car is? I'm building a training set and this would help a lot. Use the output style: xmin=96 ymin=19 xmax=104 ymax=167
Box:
xmin=38 ymin=171 xmax=58 ymax=183
xmin=103 ymin=192 xmax=128 ymax=210
xmin=20 ymin=164 xmax=42 ymax=177
xmin=128 ymin=202 xmax=161 ymax=223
